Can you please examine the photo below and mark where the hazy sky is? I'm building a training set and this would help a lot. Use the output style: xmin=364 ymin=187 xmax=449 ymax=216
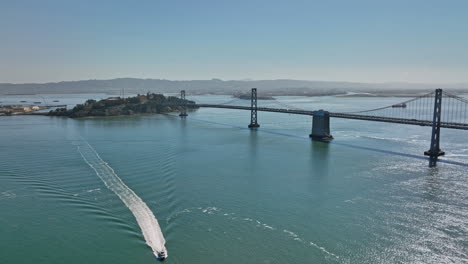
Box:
xmin=1 ymin=0 xmax=467 ymax=83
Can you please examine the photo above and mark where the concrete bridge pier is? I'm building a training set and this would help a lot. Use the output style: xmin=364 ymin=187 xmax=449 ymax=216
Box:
xmin=309 ymin=110 xmax=333 ymax=141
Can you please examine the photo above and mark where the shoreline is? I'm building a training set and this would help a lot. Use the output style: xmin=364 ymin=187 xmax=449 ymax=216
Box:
xmin=1 ymin=110 xmax=194 ymax=118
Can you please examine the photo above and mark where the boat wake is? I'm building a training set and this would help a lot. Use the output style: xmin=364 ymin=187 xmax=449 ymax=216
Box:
xmin=75 ymin=140 xmax=167 ymax=258
xmin=170 ymin=206 xmax=339 ymax=260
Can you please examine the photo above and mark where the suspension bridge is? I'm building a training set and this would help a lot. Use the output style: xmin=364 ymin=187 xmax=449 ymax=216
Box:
xmin=176 ymin=88 xmax=468 ymax=167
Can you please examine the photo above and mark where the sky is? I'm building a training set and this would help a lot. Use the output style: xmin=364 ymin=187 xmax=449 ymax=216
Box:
xmin=0 ymin=0 xmax=467 ymax=84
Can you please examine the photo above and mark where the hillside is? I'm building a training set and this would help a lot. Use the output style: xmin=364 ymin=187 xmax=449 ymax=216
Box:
xmin=2 ymin=78 xmax=467 ymax=96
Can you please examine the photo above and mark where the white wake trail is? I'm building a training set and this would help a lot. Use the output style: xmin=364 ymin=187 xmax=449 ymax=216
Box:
xmin=76 ymin=140 xmax=167 ymax=258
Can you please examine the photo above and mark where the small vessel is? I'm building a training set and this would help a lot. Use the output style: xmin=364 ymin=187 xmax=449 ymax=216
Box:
xmin=20 ymin=100 xmax=27 ymax=103
xmin=391 ymin=103 xmax=407 ymax=108
xmin=155 ymin=251 xmax=167 ymax=261
xmin=53 ymin=100 xmax=60 ymax=102
xmin=33 ymin=101 xmax=42 ymax=104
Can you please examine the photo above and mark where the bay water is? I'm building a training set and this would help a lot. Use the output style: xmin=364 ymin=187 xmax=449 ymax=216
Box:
xmin=1 ymin=94 xmax=467 ymax=263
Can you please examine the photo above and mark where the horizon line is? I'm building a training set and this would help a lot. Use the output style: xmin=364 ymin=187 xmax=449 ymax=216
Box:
xmin=2 ymin=77 xmax=468 ymax=86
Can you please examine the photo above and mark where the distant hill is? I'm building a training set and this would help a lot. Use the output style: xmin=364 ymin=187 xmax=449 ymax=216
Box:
xmin=1 ymin=78 xmax=467 ymax=96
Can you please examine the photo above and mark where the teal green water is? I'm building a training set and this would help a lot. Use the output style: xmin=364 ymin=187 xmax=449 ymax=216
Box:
xmin=1 ymin=95 xmax=467 ymax=263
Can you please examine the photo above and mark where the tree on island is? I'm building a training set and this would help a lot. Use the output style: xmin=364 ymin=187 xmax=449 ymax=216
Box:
xmin=48 ymin=93 xmax=196 ymax=118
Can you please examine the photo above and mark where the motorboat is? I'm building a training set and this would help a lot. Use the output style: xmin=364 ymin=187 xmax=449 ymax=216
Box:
xmin=391 ymin=103 xmax=407 ymax=108
xmin=155 ymin=251 xmax=167 ymax=261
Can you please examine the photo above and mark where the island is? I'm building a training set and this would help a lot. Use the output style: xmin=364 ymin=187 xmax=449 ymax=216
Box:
xmin=48 ymin=93 xmax=197 ymax=118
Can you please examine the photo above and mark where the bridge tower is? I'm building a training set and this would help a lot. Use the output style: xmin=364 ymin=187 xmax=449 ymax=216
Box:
xmin=248 ymin=88 xmax=260 ymax=128
xmin=309 ymin=110 xmax=333 ymax=141
xmin=424 ymin=88 xmax=445 ymax=167
xmin=179 ymin=90 xmax=188 ymax=117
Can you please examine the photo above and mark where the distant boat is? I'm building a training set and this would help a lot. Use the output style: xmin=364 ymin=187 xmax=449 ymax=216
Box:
xmin=33 ymin=102 xmax=42 ymax=104
xmin=53 ymin=100 xmax=60 ymax=102
xmin=392 ymin=103 xmax=407 ymax=108
xmin=20 ymin=100 xmax=27 ymax=103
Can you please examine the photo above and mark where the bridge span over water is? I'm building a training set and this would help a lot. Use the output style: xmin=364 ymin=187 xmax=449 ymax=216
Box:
xmin=195 ymin=103 xmax=468 ymax=130
xmin=176 ymin=89 xmax=468 ymax=167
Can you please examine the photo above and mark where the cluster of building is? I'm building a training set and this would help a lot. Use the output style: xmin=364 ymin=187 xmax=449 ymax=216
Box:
xmin=0 ymin=105 xmax=42 ymax=115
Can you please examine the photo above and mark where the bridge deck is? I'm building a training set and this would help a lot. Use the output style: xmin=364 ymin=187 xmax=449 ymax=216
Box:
xmin=195 ymin=104 xmax=468 ymax=130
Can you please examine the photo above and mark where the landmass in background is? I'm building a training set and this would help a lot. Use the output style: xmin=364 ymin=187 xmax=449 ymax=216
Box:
xmin=1 ymin=78 xmax=467 ymax=96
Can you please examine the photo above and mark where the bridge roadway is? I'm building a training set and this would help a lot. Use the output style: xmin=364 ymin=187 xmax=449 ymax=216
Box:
xmin=194 ymin=104 xmax=468 ymax=130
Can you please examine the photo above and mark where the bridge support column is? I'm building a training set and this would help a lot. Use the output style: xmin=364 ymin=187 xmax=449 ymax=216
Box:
xmin=179 ymin=90 xmax=188 ymax=117
xmin=424 ymin=88 xmax=444 ymax=167
xmin=248 ymin=88 xmax=260 ymax=128
xmin=309 ymin=110 xmax=333 ymax=141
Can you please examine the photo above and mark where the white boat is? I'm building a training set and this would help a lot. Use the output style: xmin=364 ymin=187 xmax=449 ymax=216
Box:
xmin=155 ymin=250 xmax=167 ymax=261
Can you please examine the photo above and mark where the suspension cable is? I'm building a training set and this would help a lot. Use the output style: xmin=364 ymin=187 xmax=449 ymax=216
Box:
xmin=341 ymin=91 xmax=435 ymax=114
